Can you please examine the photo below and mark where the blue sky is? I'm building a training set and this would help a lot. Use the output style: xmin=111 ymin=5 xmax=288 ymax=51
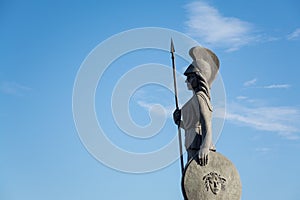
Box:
xmin=1 ymin=0 xmax=300 ymax=199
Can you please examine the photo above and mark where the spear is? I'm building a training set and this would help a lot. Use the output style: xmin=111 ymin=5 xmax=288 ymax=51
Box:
xmin=170 ymin=38 xmax=184 ymax=175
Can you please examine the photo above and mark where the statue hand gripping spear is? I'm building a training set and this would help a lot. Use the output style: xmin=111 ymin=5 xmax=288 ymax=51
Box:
xmin=170 ymin=39 xmax=184 ymax=175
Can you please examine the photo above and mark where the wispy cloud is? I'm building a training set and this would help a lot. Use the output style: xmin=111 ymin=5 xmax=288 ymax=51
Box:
xmin=226 ymin=102 xmax=300 ymax=140
xmin=184 ymin=1 xmax=257 ymax=51
xmin=0 ymin=81 xmax=32 ymax=96
xmin=236 ymin=96 xmax=248 ymax=100
xmin=287 ymin=28 xmax=300 ymax=40
xmin=255 ymin=147 xmax=271 ymax=153
xmin=244 ymin=78 xmax=257 ymax=87
xmin=137 ymin=100 xmax=172 ymax=116
xmin=132 ymin=87 xmax=176 ymax=117
xmin=243 ymin=79 xmax=291 ymax=89
xmin=262 ymin=84 xmax=291 ymax=89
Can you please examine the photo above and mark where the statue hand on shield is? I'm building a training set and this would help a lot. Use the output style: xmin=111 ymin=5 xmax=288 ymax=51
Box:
xmin=198 ymin=146 xmax=209 ymax=166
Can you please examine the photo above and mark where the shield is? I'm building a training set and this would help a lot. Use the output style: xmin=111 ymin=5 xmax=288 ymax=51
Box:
xmin=182 ymin=151 xmax=242 ymax=200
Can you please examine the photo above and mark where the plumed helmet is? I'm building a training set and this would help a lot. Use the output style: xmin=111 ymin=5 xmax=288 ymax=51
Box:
xmin=184 ymin=46 xmax=220 ymax=88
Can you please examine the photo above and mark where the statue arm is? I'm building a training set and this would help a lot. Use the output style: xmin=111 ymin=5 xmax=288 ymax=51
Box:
xmin=197 ymin=94 xmax=213 ymax=165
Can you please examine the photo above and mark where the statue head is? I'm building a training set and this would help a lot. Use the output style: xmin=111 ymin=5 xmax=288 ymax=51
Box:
xmin=203 ymin=172 xmax=226 ymax=195
xmin=184 ymin=46 xmax=220 ymax=89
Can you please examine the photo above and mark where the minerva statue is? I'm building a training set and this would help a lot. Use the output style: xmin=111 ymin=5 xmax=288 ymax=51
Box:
xmin=170 ymin=44 xmax=242 ymax=200
xmin=173 ymin=46 xmax=219 ymax=166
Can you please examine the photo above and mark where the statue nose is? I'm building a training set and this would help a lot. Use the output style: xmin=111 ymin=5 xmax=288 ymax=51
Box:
xmin=214 ymin=181 xmax=217 ymax=187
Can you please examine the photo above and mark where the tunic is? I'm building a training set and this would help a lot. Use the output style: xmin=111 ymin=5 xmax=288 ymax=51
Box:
xmin=181 ymin=91 xmax=213 ymax=151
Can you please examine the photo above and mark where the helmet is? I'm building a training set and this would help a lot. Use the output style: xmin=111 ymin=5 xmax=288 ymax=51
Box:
xmin=184 ymin=46 xmax=220 ymax=88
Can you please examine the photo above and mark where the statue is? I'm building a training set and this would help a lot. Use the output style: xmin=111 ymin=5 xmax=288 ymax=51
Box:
xmin=170 ymin=43 xmax=242 ymax=200
xmin=173 ymin=46 xmax=219 ymax=165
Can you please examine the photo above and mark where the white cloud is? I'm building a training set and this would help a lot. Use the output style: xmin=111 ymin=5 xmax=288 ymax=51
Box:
xmin=255 ymin=147 xmax=271 ymax=153
xmin=184 ymin=1 xmax=257 ymax=51
xmin=287 ymin=28 xmax=300 ymax=40
xmin=137 ymin=101 xmax=173 ymax=117
xmin=262 ymin=84 xmax=291 ymax=89
xmin=243 ymin=79 xmax=291 ymax=89
xmin=236 ymin=96 xmax=248 ymax=100
xmin=278 ymin=132 xmax=300 ymax=140
xmin=243 ymin=78 xmax=257 ymax=87
xmin=0 ymin=81 xmax=31 ymax=96
xmin=226 ymin=102 xmax=300 ymax=140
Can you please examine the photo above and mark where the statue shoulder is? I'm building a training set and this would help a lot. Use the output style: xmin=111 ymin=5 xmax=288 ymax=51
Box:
xmin=196 ymin=92 xmax=213 ymax=111
xmin=182 ymin=95 xmax=198 ymax=110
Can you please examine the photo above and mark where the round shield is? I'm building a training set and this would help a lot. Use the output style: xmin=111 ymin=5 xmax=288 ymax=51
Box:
xmin=182 ymin=151 xmax=242 ymax=200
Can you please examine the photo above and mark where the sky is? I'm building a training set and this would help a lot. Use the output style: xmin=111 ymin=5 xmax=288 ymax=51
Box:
xmin=1 ymin=0 xmax=300 ymax=199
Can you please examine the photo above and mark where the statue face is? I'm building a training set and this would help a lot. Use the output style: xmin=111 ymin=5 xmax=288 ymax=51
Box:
xmin=203 ymin=172 xmax=226 ymax=195
xmin=208 ymin=174 xmax=221 ymax=195
xmin=185 ymin=73 xmax=197 ymax=90
xmin=185 ymin=79 xmax=193 ymax=90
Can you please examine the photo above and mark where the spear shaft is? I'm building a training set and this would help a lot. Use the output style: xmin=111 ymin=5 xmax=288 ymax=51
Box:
xmin=170 ymin=39 xmax=184 ymax=175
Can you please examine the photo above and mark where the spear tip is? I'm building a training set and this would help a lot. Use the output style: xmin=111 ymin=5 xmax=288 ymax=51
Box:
xmin=170 ymin=38 xmax=175 ymax=53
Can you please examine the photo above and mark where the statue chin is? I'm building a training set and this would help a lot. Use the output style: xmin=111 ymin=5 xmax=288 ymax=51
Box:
xmin=186 ymin=83 xmax=193 ymax=90
xmin=211 ymin=186 xmax=220 ymax=195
